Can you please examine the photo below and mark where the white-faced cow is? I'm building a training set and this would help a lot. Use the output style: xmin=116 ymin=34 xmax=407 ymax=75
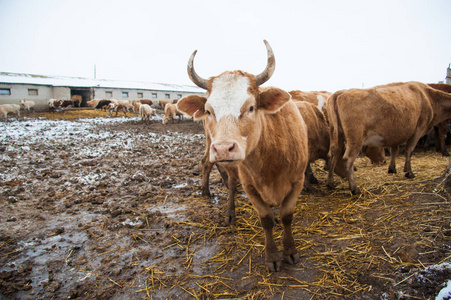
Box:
xmin=177 ymin=40 xmax=309 ymax=271
xmin=326 ymin=81 xmax=451 ymax=194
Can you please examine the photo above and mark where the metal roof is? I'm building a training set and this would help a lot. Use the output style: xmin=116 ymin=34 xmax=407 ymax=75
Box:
xmin=0 ymin=72 xmax=204 ymax=93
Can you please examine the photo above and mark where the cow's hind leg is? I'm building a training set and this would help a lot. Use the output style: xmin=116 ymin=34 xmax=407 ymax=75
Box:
xmin=343 ymin=142 xmax=362 ymax=194
xmin=404 ymin=135 xmax=422 ymax=178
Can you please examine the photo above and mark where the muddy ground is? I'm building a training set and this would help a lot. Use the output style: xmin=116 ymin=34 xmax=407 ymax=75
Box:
xmin=0 ymin=113 xmax=450 ymax=299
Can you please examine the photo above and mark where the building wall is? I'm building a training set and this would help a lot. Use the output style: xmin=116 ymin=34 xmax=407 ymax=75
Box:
xmin=93 ymin=87 xmax=201 ymax=104
xmin=53 ymin=87 xmax=71 ymax=100
xmin=1 ymin=82 xmax=205 ymax=111
xmin=0 ymin=83 xmax=53 ymax=110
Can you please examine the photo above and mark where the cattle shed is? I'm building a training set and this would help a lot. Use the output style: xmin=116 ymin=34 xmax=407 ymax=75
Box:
xmin=446 ymin=64 xmax=451 ymax=84
xmin=0 ymin=72 xmax=205 ymax=111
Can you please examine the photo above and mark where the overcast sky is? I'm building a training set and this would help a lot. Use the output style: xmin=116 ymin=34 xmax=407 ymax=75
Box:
xmin=0 ymin=0 xmax=450 ymax=92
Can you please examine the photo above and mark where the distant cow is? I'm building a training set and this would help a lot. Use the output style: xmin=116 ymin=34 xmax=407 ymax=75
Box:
xmin=95 ymin=100 xmax=111 ymax=110
xmin=177 ymin=40 xmax=309 ymax=272
xmin=86 ymin=99 xmax=103 ymax=108
xmin=107 ymin=103 xmax=127 ymax=117
xmin=48 ymin=99 xmax=73 ymax=112
xmin=139 ymin=104 xmax=156 ymax=124
xmin=0 ymin=104 xmax=21 ymax=121
xmin=20 ymin=99 xmax=35 ymax=113
xmin=71 ymin=95 xmax=82 ymax=107
xmin=162 ymin=103 xmax=182 ymax=124
xmin=110 ymin=99 xmax=133 ymax=111
xmin=326 ymin=81 xmax=451 ymax=194
xmin=159 ymin=100 xmax=169 ymax=109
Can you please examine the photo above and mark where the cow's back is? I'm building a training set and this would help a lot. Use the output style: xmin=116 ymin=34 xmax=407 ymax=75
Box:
xmin=332 ymin=82 xmax=433 ymax=147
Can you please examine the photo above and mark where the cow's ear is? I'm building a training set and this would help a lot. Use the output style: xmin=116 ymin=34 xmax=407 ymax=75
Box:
xmin=177 ymin=95 xmax=208 ymax=119
xmin=258 ymin=87 xmax=291 ymax=114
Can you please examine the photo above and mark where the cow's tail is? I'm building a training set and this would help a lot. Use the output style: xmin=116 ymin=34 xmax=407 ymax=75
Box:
xmin=325 ymin=91 xmax=347 ymax=181
xmin=326 ymin=92 xmax=342 ymax=158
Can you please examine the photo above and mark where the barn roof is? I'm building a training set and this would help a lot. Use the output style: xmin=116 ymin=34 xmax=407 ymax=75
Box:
xmin=0 ymin=72 xmax=204 ymax=93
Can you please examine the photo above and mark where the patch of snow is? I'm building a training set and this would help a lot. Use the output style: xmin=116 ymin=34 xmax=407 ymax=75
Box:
xmin=436 ymin=280 xmax=451 ymax=300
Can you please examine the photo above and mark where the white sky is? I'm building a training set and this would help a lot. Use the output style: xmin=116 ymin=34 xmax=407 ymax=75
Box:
xmin=0 ymin=0 xmax=450 ymax=93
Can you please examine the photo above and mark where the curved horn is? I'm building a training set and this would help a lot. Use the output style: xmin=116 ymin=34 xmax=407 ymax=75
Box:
xmin=255 ymin=40 xmax=276 ymax=86
xmin=187 ymin=50 xmax=209 ymax=90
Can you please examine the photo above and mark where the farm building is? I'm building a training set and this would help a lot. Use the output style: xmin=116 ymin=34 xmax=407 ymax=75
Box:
xmin=446 ymin=64 xmax=451 ymax=84
xmin=0 ymin=72 xmax=205 ymax=110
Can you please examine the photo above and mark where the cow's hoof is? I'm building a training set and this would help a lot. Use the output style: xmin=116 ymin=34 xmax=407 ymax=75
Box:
xmin=309 ymin=176 xmax=319 ymax=184
xmin=201 ymin=192 xmax=212 ymax=199
xmin=442 ymin=151 xmax=450 ymax=157
xmin=224 ymin=214 xmax=236 ymax=226
xmin=266 ymin=260 xmax=282 ymax=272
xmin=326 ymin=183 xmax=335 ymax=190
xmin=284 ymin=252 xmax=300 ymax=265
xmin=388 ymin=168 xmax=397 ymax=174
xmin=405 ymin=172 xmax=415 ymax=179
xmin=351 ymin=187 xmax=361 ymax=195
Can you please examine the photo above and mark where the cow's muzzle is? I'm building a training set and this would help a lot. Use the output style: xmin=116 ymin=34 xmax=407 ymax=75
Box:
xmin=210 ymin=141 xmax=243 ymax=164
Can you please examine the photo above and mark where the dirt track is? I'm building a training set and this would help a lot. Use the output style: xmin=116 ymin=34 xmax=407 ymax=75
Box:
xmin=0 ymin=114 xmax=450 ymax=299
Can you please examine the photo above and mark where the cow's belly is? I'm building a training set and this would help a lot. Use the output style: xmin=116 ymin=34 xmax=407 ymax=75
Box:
xmin=363 ymin=135 xmax=385 ymax=147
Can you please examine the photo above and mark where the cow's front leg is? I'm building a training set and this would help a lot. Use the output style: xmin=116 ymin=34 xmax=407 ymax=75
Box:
xmin=280 ymin=182 xmax=303 ymax=265
xmin=260 ymin=214 xmax=281 ymax=272
xmin=245 ymin=184 xmax=281 ymax=271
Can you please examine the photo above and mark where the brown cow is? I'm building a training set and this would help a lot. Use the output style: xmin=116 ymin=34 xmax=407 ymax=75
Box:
xmin=140 ymin=99 xmax=153 ymax=106
xmin=289 ymin=90 xmax=332 ymax=110
xmin=71 ymin=95 xmax=82 ymax=107
xmin=326 ymin=81 xmax=451 ymax=194
xmin=107 ymin=103 xmax=127 ymax=117
xmin=162 ymin=103 xmax=183 ymax=124
xmin=86 ymin=99 xmax=103 ymax=108
xmin=294 ymin=101 xmax=346 ymax=192
xmin=159 ymin=100 xmax=169 ymax=109
xmin=427 ymin=83 xmax=451 ymax=156
xmin=177 ymin=40 xmax=308 ymax=272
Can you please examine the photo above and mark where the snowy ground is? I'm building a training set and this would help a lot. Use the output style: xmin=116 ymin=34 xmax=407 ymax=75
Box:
xmin=0 ymin=115 xmax=450 ymax=299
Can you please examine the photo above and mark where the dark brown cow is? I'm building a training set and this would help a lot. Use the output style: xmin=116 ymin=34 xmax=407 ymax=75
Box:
xmin=326 ymin=81 xmax=451 ymax=194
xmin=140 ymin=99 xmax=153 ymax=106
xmin=177 ymin=40 xmax=309 ymax=272
xmin=95 ymin=100 xmax=111 ymax=110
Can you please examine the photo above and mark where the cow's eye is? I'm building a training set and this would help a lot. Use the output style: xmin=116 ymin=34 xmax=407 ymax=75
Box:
xmin=206 ymin=110 xmax=211 ymax=115
xmin=249 ymin=106 xmax=254 ymax=113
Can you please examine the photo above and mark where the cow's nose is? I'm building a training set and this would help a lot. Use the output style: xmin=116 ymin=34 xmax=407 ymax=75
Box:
xmin=211 ymin=142 xmax=238 ymax=162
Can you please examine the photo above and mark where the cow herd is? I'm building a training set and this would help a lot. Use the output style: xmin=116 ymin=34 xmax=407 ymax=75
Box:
xmin=1 ymin=40 xmax=450 ymax=272
xmin=175 ymin=40 xmax=451 ymax=272
xmin=85 ymin=98 xmax=183 ymax=124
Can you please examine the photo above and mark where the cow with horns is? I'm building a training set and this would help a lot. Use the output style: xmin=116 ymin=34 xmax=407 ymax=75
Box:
xmin=177 ymin=40 xmax=309 ymax=272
